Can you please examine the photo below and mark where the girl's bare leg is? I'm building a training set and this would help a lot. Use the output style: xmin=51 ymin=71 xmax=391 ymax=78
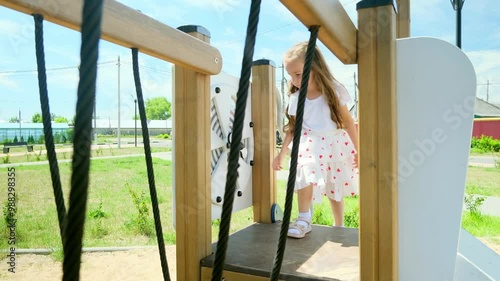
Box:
xmin=329 ymin=198 xmax=344 ymax=227
xmin=297 ymin=185 xmax=313 ymax=213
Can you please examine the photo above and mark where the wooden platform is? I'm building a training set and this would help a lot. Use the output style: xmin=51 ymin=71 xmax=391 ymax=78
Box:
xmin=201 ymin=223 xmax=360 ymax=280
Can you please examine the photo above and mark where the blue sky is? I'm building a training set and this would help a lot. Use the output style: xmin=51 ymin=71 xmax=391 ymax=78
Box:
xmin=0 ymin=0 xmax=499 ymax=122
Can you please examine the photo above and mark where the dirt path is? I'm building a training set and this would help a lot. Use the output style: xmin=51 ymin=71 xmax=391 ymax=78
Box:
xmin=0 ymin=246 xmax=177 ymax=281
xmin=1 ymin=242 xmax=499 ymax=280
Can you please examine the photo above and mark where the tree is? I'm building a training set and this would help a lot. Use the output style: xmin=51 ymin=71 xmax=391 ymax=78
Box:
xmin=145 ymin=97 xmax=171 ymax=120
xmin=8 ymin=116 xmax=19 ymax=123
xmin=32 ymin=113 xmax=43 ymax=123
xmin=54 ymin=116 xmax=69 ymax=123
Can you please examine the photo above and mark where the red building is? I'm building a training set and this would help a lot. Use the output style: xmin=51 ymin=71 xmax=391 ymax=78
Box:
xmin=472 ymin=98 xmax=500 ymax=140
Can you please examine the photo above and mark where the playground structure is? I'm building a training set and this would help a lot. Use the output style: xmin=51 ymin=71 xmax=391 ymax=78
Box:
xmin=1 ymin=0 xmax=499 ymax=281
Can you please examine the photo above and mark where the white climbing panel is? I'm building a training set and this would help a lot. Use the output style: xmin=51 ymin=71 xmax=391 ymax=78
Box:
xmin=397 ymin=37 xmax=477 ymax=281
xmin=210 ymin=72 xmax=254 ymax=220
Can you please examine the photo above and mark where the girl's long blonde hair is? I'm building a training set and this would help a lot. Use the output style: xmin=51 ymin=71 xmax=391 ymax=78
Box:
xmin=283 ymin=42 xmax=344 ymax=134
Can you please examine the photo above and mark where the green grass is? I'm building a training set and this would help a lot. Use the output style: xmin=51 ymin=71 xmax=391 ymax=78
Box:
xmin=0 ymin=146 xmax=170 ymax=164
xmin=466 ymin=166 xmax=500 ymax=196
xmin=462 ymin=212 xmax=500 ymax=237
xmin=0 ymin=157 xmax=173 ymax=250
xmin=0 ymin=155 xmax=498 ymax=253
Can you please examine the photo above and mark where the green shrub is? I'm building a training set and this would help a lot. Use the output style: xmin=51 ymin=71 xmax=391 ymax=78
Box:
xmin=127 ymin=185 xmax=154 ymax=237
xmin=464 ymin=192 xmax=485 ymax=214
xmin=471 ymin=135 xmax=500 ymax=153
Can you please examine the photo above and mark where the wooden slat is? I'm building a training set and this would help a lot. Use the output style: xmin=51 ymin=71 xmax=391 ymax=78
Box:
xmin=174 ymin=30 xmax=212 ymax=281
xmin=396 ymin=0 xmax=411 ymax=38
xmin=251 ymin=60 xmax=277 ymax=224
xmin=201 ymin=267 xmax=285 ymax=281
xmin=357 ymin=3 xmax=398 ymax=281
xmin=0 ymin=0 xmax=222 ymax=75
xmin=280 ymin=0 xmax=357 ymax=64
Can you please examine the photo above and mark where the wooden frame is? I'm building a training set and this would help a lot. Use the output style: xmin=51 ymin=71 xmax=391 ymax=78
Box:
xmin=251 ymin=59 xmax=278 ymax=224
xmin=396 ymin=0 xmax=411 ymax=38
xmin=0 ymin=0 xmax=222 ymax=75
xmin=0 ymin=0 xmax=412 ymax=279
xmin=357 ymin=1 xmax=398 ymax=280
xmin=280 ymin=0 xmax=357 ymax=64
xmin=173 ymin=26 xmax=212 ymax=281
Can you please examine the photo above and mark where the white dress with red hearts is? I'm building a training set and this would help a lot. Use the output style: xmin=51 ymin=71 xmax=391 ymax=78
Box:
xmin=287 ymin=81 xmax=358 ymax=203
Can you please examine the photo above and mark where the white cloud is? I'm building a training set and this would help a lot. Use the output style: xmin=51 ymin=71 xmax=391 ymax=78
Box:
xmin=0 ymin=75 xmax=18 ymax=89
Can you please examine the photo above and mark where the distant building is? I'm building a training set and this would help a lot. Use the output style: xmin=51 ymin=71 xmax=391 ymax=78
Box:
xmin=0 ymin=122 xmax=69 ymax=142
xmin=474 ymin=98 xmax=500 ymax=118
xmin=92 ymin=119 xmax=172 ymax=136
xmin=472 ymin=98 xmax=500 ymax=139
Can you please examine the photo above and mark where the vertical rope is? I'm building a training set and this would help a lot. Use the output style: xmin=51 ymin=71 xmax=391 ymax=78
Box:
xmin=63 ymin=1 xmax=103 ymax=280
xmin=131 ymin=48 xmax=171 ymax=281
xmin=32 ymin=14 xmax=67 ymax=245
xmin=270 ymin=25 xmax=320 ymax=281
xmin=211 ymin=1 xmax=261 ymax=280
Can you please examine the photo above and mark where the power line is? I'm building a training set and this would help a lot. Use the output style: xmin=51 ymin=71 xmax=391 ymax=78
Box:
xmin=0 ymin=60 xmax=116 ymax=75
xmin=218 ymin=21 xmax=300 ymax=46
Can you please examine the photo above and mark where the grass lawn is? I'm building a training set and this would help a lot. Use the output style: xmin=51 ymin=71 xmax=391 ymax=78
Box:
xmin=466 ymin=166 xmax=500 ymax=196
xmin=0 ymin=155 xmax=498 ymax=253
xmin=1 ymin=145 xmax=170 ymax=165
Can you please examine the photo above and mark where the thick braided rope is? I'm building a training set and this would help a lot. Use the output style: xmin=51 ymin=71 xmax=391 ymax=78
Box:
xmin=131 ymin=48 xmax=171 ymax=281
xmin=270 ymin=25 xmax=320 ymax=281
xmin=211 ymin=1 xmax=261 ymax=280
xmin=63 ymin=1 xmax=103 ymax=280
xmin=32 ymin=14 xmax=67 ymax=245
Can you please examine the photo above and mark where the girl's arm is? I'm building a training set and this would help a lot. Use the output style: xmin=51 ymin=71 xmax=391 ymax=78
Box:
xmin=340 ymin=105 xmax=359 ymax=166
xmin=273 ymin=130 xmax=292 ymax=170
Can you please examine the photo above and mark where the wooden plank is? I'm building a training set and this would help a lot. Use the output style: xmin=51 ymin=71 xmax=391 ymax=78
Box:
xmin=280 ymin=0 xmax=357 ymax=64
xmin=357 ymin=2 xmax=398 ymax=281
xmin=357 ymin=7 xmax=379 ymax=281
xmin=396 ymin=0 xmax=411 ymax=38
xmin=201 ymin=267 xmax=285 ymax=281
xmin=375 ymin=5 xmax=398 ymax=281
xmin=251 ymin=59 xmax=277 ymax=224
xmin=174 ymin=28 xmax=212 ymax=281
xmin=0 ymin=0 xmax=222 ymax=75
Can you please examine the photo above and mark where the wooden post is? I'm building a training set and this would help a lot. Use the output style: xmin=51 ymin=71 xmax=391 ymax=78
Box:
xmin=251 ymin=59 xmax=277 ymax=224
xmin=396 ymin=0 xmax=411 ymax=38
xmin=174 ymin=25 xmax=212 ymax=281
xmin=357 ymin=1 xmax=398 ymax=281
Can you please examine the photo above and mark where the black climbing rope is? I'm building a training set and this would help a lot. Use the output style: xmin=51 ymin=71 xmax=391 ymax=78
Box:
xmin=211 ymin=1 xmax=262 ymax=280
xmin=63 ymin=1 xmax=103 ymax=280
xmin=32 ymin=14 xmax=67 ymax=245
xmin=131 ymin=47 xmax=171 ymax=281
xmin=270 ymin=25 xmax=320 ymax=281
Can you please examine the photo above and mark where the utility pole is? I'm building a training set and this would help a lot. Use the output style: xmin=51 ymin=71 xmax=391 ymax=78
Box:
xmin=93 ymin=98 xmax=97 ymax=142
xmin=134 ymin=99 xmax=137 ymax=147
xmin=486 ymin=80 xmax=490 ymax=102
xmin=18 ymin=109 xmax=21 ymax=140
xmin=117 ymin=55 xmax=121 ymax=148
xmin=450 ymin=0 xmax=465 ymax=48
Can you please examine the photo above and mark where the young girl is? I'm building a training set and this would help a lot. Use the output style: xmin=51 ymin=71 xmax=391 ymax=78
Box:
xmin=273 ymin=42 xmax=359 ymax=238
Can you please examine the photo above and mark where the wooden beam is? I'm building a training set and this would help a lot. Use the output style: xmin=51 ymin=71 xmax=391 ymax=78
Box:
xmin=251 ymin=59 xmax=277 ymax=224
xmin=201 ymin=267 xmax=285 ymax=281
xmin=280 ymin=0 xmax=357 ymax=64
xmin=357 ymin=1 xmax=398 ymax=281
xmin=0 ymin=0 xmax=222 ymax=75
xmin=396 ymin=0 xmax=411 ymax=38
xmin=174 ymin=26 xmax=212 ymax=281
